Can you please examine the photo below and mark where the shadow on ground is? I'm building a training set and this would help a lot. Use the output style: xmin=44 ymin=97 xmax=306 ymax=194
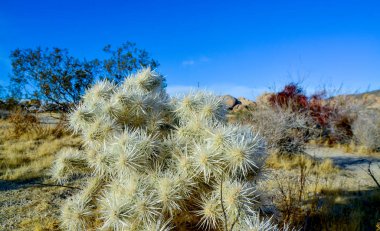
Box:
xmin=328 ymin=156 xmax=380 ymax=168
xmin=0 ymin=178 xmax=43 ymax=191
xmin=305 ymin=149 xmax=380 ymax=169
xmin=298 ymin=188 xmax=380 ymax=231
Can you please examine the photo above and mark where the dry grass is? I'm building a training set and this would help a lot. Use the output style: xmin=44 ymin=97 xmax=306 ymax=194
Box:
xmin=335 ymin=142 xmax=380 ymax=155
xmin=0 ymin=119 xmax=81 ymax=181
xmin=262 ymin=153 xmax=380 ymax=230
xmin=309 ymin=139 xmax=380 ymax=156
xmin=266 ymin=152 xmax=338 ymax=174
xmin=1 ymin=111 xmax=379 ymax=230
xmin=0 ymin=117 xmax=83 ymax=230
xmin=0 ymin=178 xmax=82 ymax=231
xmin=305 ymin=188 xmax=380 ymax=231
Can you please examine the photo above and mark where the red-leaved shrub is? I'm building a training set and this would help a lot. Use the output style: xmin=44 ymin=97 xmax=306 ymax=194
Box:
xmin=268 ymin=83 xmax=357 ymax=144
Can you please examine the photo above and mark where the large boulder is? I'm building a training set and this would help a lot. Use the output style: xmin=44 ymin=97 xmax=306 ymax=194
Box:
xmin=232 ymin=97 xmax=256 ymax=112
xmin=238 ymin=97 xmax=256 ymax=108
xmin=232 ymin=104 xmax=247 ymax=112
xmin=223 ymin=95 xmax=257 ymax=112
xmin=223 ymin=95 xmax=239 ymax=109
xmin=256 ymin=93 xmax=274 ymax=106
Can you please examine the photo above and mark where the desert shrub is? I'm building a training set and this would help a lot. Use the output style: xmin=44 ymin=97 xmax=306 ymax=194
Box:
xmin=265 ymin=156 xmax=380 ymax=230
xmin=8 ymin=109 xmax=41 ymax=136
xmin=0 ymin=119 xmax=82 ymax=181
xmin=263 ymin=154 xmax=329 ymax=228
xmin=227 ymin=107 xmax=254 ymax=124
xmin=352 ymin=111 xmax=380 ymax=152
xmin=260 ymin=83 xmax=362 ymax=146
xmin=51 ymin=68 xmax=288 ymax=230
xmin=268 ymin=83 xmax=333 ymax=129
xmin=7 ymin=109 xmax=67 ymax=139
xmin=322 ymin=95 xmax=362 ymax=144
xmin=0 ymin=97 xmax=20 ymax=111
xmin=250 ymin=105 xmax=313 ymax=155
xmin=256 ymin=84 xmax=323 ymax=154
xmin=268 ymin=83 xmax=308 ymax=112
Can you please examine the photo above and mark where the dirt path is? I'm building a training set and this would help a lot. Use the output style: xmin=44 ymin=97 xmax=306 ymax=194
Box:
xmin=306 ymin=147 xmax=380 ymax=190
xmin=0 ymin=178 xmax=80 ymax=230
xmin=306 ymin=147 xmax=380 ymax=168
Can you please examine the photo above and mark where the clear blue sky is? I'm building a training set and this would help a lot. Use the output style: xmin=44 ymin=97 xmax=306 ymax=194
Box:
xmin=1 ymin=0 xmax=379 ymax=98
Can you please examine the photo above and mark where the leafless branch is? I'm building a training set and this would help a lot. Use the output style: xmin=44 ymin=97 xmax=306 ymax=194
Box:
xmin=366 ymin=161 xmax=380 ymax=188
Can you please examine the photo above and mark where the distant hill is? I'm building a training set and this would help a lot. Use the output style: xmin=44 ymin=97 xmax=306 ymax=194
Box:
xmin=349 ymin=89 xmax=380 ymax=98
xmin=226 ymin=89 xmax=380 ymax=111
xmin=345 ymin=89 xmax=380 ymax=110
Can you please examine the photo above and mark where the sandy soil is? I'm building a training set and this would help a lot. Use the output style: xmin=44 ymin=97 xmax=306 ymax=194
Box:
xmin=0 ymin=178 xmax=80 ymax=231
xmin=1 ymin=147 xmax=379 ymax=230
xmin=306 ymin=147 xmax=380 ymax=190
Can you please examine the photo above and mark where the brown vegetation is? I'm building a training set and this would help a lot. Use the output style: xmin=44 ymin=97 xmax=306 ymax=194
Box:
xmin=1 ymin=83 xmax=380 ymax=230
xmin=262 ymin=153 xmax=380 ymax=230
xmin=0 ymin=116 xmax=81 ymax=181
xmin=0 ymin=113 xmax=84 ymax=231
xmin=228 ymin=83 xmax=380 ymax=230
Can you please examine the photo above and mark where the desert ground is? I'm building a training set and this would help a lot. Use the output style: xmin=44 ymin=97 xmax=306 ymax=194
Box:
xmin=1 ymin=85 xmax=380 ymax=230
xmin=0 ymin=116 xmax=379 ymax=230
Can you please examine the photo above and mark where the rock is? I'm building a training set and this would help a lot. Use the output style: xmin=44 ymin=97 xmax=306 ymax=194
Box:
xmin=223 ymin=95 xmax=239 ymax=109
xmin=237 ymin=97 xmax=256 ymax=107
xmin=223 ymin=95 xmax=256 ymax=112
xmin=256 ymin=93 xmax=273 ymax=106
xmin=236 ymin=97 xmax=256 ymax=111
xmin=232 ymin=104 xmax=247 ymax=112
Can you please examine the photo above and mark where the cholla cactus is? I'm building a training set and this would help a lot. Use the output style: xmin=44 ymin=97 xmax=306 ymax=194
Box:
xmin=53 ymin=68 xmax=284 ymax=230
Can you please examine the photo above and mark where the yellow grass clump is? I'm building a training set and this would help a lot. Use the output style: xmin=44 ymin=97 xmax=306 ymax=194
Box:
xmin=0 ymin=119 xmax=81 ymax=181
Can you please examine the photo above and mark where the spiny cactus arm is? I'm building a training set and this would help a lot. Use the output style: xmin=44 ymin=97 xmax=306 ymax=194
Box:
xmin=196 ymin=91 xmax=227 ymax=121
xmin=50 ymin=148 xmax=89 ymax=184
xmin=175 ymin=115 xmax=214 ymax=142
xmin=135 ymin=67 xmax=166 ymax=93
xmin=173 ymin=91 xmax=227 ymax=124
xmin=113 ymin=143 xmax=149 ymax=175
xmin=82 ymin=79 xmax=116 ymax=103
xmin=60 ymin=194 xmax=93 ymax=231
xmin=172 ymin=91 xmax=200 ymax=121
xmin=191 ymin=142 xmax=225 ymax=183
xmin=86 ymin=144 xmax=114 ymax=176
xmin=130 ymin=191 xmax=161 ymax=226
xmin=80 ymin=115 xmax=121 ymax=147
xmin=223 ymin=128 xmax=266 ymax=178
xmin=142 ymin=217 xmax=172 ymax=231
xmin=217 ymin=178 xmax=261 ymax=231
xmin=68 ymin=103 xmax=95 ymax=133
xmin=223 ymin=182 xmax=261 ymax=229
xmin=98 ymin=191 xmax=132 ymax=231
xmin=100 ymin=100 xmax=120 ymax=118
xmin=238 ymin=214 xmax=279 ymax=231
xmin=152 ymin=171 xmax=196 ymax=216
xmin=79 ymin=176 xmax=104 ymax=203
xmin=194 ymin=192 xmax=223 ymax=230
xmin=133 ymin=128 xmax=160 ymax=158
xmin=206 ymin=123 xmax=236 ymax=150
xmin=169 ymin=144 xmax=194 ymax=177
xmin=107 ymin=174 xmax=141 ymax=201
